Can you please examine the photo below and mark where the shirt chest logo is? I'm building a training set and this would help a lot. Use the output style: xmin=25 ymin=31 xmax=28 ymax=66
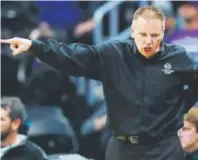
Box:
xmin=161 ymin=63 xmax=174 ymax=75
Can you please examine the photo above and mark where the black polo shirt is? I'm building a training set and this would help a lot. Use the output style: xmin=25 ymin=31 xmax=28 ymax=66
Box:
xmin=30 ymin=38 xmax=198 ymax=137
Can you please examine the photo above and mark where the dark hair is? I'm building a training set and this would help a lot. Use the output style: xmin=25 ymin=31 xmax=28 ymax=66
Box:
xmin=1 ymin=97 xmax=27 ymax=124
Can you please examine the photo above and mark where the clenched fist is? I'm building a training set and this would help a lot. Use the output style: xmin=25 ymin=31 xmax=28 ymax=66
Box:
xmin=0 ymin=37 xmax=32 ymax=55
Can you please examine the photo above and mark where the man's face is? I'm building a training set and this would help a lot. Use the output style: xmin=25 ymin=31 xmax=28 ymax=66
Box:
xmin=0 ymin=108 xmax=13 ymax=141
xmin=131 ymin=17 xmax=164 ymax=58
xmin=179 ymin=121 xmax=198 ymax=150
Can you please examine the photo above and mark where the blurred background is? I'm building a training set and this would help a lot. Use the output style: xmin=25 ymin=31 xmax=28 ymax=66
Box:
xmin=1 ymin=0 xmax=198 ymax=160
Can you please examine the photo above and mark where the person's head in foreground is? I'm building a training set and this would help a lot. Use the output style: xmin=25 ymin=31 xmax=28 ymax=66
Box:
xmin=1 ymin=97 xmax=27 ymax=146
xmin=179 ymin=107 xmax=198 ymax=153
xmin=131 ymin=6 xmax=165 ymax=59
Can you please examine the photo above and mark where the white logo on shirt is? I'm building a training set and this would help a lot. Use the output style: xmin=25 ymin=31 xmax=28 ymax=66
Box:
xmin=161 ymin=63 xmax=174 ymax=74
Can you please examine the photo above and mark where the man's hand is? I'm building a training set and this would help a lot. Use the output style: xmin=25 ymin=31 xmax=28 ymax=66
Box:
xmin=93 ymin=114 xmax=107 ymax=131
xmin=0 ymin=37 xmax=32 ymax=55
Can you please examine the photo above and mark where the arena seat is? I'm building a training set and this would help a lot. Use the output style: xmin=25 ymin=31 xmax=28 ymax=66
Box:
xmin=26 ymin=106 xmax=79 ymax=154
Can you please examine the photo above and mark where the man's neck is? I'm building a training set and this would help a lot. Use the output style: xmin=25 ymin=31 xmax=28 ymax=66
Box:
xmin=1 ymin=134 xmax=17 ymax=147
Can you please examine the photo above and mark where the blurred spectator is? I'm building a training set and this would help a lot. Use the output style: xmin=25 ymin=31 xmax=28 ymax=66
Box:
xmin=179 ymin=107 xmax=198 ymax=160
xmin=29 ymin=21 xmax=55 ymax=41
xmin=178 ymin=2 xmax=198 ymax=30
xmin=28 ymin=20 xmax=56 ymax=69
xmin=70 ymin=1 xmax=105 ymax=44
xmin=72 ymin=1 xmax=138 ymax=44
xmin=93 ymin=114 xmax=107 ymax=132
xmin=165 ymin=2 xmax=198 ymax=58
xmin=0 ymin=97 xmax=48 ymax=160
xmin=81 ymin=111 xmax=107 ymax=136
xmin=76 ymin=80 xmax=108 ymax=160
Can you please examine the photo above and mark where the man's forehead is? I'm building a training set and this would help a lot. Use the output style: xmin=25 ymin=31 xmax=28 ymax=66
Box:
xmin=133 ymin=17 xmax=163 ymax=33
xmin=0 ymin=107 xmax=11 ymax=116
xmin=135 ymin=16 xmax=162 ymax=25
xmin=184 ymin=121 xmax=196 ymax=129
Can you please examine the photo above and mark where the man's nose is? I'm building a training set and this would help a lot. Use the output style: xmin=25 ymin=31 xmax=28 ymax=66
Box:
xmin=145 ymin=36 xmax=152 ymax=45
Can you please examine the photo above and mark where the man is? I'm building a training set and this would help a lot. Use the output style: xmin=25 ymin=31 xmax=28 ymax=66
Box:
xmin=179 ymin=107 xmax=198 ymax=160
xmin=1 ymin=97 xmax=48 ymax=160
xmin=1 ymin=6 xmax=198 ymax=160
xmin=165 ymin=2 xmax=198 ymax=61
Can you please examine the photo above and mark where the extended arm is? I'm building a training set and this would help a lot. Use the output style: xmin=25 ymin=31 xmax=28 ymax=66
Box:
xmin=29 ymin=39 xmax=103 ymax=79
xmin=1 ymin=37 xmax=106 ymax=80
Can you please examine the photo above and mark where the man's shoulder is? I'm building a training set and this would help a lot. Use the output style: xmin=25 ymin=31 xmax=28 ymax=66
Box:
xmin=164 ymin=43 xmax=197 ymax=66
xmin=1 ymin=140 xmax=47 ymax=160
xmin=101 ymin=38 xmax=133 ymax=47
xmin=111 ymin=37 xmax=134 ymax=45
xmin=165 ymin=43 xmax=187 ymax=54
xmin=95 ymin=37 xmax=133 ymax=58
xmin=25 ymin=140 xmax=47 ymax=157
xmin=164 ymin=43 xmax=189 ymax=58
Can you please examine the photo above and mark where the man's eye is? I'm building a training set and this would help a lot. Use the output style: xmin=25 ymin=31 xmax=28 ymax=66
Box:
xmin=183 ymin=128 xmax=189 ymax=131
xmin=140 ymin=33 xmax=146 ymax=37
xmin=151 ymin=34 xmax=159 ymax=37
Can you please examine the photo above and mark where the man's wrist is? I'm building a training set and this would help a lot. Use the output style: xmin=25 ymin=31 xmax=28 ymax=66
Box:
xmin=28 ymin=40 xmax=44 ymax=56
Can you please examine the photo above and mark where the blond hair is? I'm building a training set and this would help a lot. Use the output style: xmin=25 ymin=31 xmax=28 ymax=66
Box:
xmin=184 ymin=107 xmax=198 ymax=132
xmin=132 ymin=6 xmax=165 ymax=29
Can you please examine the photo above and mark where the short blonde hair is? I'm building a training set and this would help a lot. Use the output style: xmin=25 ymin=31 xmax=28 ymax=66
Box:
xmin=184 ymin=107 xmax=198 ymax=132
xmin=133 ymin=6 xmax=165 ymax=29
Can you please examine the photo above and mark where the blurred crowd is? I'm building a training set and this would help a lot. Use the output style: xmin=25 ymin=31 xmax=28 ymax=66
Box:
xmin=1 ymin=1 xmax=198 ymax=160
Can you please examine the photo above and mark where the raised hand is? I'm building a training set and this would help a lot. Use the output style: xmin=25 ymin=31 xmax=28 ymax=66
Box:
xmin=0 ymin=37 xmax=32 ymax=55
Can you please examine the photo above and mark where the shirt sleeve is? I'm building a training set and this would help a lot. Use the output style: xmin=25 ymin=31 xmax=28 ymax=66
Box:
xmin=194 ymin=61 xmax=198 ymax=81
xmin=185 ymin=52 xmax=198 ymax=101
xmin=28 ymin=39 xmax=106 ymax=80
xmin=189 ymin=55 xmax=198 ymax=84
xmin=179 ymin=47 xmax=198 ymax=84
xmin=193 ymin=60 xmax=198 ymax=97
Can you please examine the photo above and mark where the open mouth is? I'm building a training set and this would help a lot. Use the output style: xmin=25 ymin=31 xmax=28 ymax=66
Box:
xmin=144 ymin=47 xmax=152 ymax=52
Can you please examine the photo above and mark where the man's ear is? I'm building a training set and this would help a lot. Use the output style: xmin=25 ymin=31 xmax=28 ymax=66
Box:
xmin=131 ymin=20 xmax=137 ymax=38
xmin=161 ymin=26 xmax=165 ymax=39
xmin=131 ymin=24 xmax=134 ymax=38
xmin=131 ymin=31 xmax=134 ymax=38
xmin=161 ymin=32 xmax=165 ymax=40
xmin=11 ymin=119 xmax=21 ymax=131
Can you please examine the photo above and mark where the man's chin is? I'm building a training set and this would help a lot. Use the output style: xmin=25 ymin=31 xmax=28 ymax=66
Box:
xmin=140 ymin=52 xmax=155 ymax=58
xmin=181 ymin=142 xmax=189 ymax=149
xmin=1 ymin=133 xmax=9 ymax=141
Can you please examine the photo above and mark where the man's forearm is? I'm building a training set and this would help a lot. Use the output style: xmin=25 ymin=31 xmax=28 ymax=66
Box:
xmin=28 ymin=39 xmax=101 ymax=79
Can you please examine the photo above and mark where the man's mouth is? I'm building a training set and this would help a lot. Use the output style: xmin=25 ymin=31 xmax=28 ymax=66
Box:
xmin=144 ymin=47 xmax=152 ymax=52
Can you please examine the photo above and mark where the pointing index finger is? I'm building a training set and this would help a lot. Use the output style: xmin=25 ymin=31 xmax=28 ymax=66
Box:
xmin=0 ymin=39 xmax=14 ymax=44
